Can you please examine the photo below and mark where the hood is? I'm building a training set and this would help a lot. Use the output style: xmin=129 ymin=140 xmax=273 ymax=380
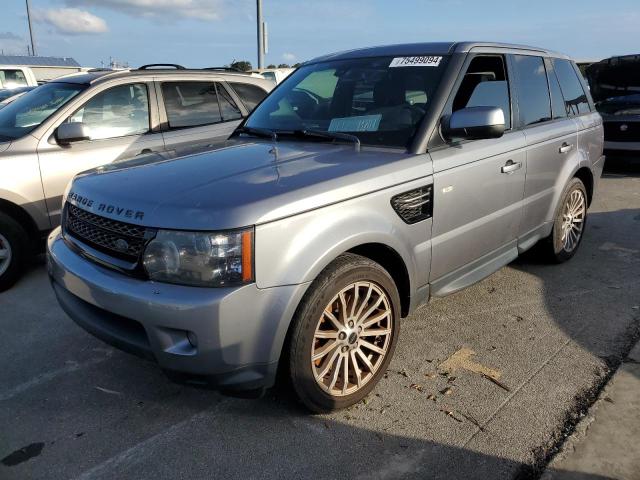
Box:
xmin=68 ymin=140 xmax=430 ymax=230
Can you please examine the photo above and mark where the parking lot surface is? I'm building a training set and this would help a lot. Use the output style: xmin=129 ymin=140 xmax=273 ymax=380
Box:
xmin=1 ymin=162 xmax=639 ymax=480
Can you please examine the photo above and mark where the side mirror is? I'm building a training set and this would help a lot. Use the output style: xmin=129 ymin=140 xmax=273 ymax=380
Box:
xmin=443 ymin=106 xmax=505 ymax=141
xmin=56 ymin=122 xmax=91 ymax=145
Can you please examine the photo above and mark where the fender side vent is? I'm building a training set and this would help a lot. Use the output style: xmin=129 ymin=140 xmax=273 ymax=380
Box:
xmin=391 ymin=186 xmax=433 ymax=224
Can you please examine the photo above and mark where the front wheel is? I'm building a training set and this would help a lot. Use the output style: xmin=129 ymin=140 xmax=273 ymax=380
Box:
xmin=288 ymin=253 xmax=401 ymax=412
xmin=0 ymin=212 xmax=29 ymax=292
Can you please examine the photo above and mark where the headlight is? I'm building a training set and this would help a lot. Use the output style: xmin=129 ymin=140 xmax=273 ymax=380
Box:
xmin=143 ymin=228 xmax=254 ymax=287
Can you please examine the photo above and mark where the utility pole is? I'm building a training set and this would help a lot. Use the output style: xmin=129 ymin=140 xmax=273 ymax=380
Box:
xmin=256 ymin=0 xmax=264 ymax=69
xmin=25 ymin=0 xmax=36 ymax=56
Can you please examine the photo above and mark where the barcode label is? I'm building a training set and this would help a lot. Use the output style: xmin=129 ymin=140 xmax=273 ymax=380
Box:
xmin=389 ymin=56 xmax=442 ymax=68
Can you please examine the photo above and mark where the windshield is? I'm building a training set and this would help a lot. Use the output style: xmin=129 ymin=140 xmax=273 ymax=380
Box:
xmin=0 ymin=82 xmax=86 ymax=142
xmin=245 ymin=55 xmax=448 ymax=148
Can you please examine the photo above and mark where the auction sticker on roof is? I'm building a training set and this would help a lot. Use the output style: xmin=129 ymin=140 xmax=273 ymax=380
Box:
xmin=389 ymin=56 xmax=442 ymax=67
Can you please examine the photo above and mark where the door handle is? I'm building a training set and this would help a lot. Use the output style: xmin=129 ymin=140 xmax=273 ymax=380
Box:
xmin=501 ymin=159 xmax=522 ymax=174
xmin=559 ymin=143 xmax=573 ymax=154
xmin=137 ymin=148 xmax=153 ymax=156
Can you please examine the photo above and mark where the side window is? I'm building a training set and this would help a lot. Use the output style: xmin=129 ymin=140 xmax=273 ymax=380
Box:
xmin=162 ymin=82 xmax=221 ymax=128
xmin=512 ymin=55 xmax=552 ymax=126
xmin=216 ymin=84 xmax=242 ymax=120
xmin=229 ymin=82 xmax=268 ymax=111
xmin=553 ymin=59 xmax=590 ymax=115
xmin=69 ymin=83 xmax=150 ymax=140
xmin=0 ymin=69 xmax=28 ymax=87
xmin=452 ymin=55 xmax=511 ymax=129
xmin=544 ymin=59 xmax=568 ymax=119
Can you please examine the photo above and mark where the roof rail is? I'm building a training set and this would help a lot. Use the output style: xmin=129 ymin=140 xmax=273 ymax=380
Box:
xmin=138 ymin=64 xmax=186 ymax=70
xmin=202 ymin=66 xmax=248 ymax=73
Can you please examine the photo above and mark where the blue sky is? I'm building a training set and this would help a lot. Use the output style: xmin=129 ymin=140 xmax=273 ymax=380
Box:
xmin=1 ymin=0 xmax=639 ymax=68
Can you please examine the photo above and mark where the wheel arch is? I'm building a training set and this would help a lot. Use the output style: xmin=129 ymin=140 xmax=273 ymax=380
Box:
xmin=573 ymin=166 xmax=594 ymax=206
xmin=0 ymin=198 xmax=41 ymax=248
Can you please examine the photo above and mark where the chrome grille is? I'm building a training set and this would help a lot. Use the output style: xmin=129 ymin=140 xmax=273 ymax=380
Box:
xmin=391 ymin=186 xmax=433 ymax=224
xmin=65 ymin=203 xmax=149 ymax=262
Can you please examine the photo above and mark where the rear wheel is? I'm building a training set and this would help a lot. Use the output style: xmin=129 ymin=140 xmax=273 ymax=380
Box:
xmin=288 ymin=253 xmax=401 ymax=412
xmin=0 ymin=212 xmax=29 ymax=292
xmin=541 ymin=178 xmax=588 ymax=263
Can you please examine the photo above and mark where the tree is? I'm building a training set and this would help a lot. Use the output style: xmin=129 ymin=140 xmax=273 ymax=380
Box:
xmin=229 ymin=60 xmax=252 ymax=72
xmin=266 ymin=64 xmax=276 ymax=69
xmin=292 ymin=63 xmax=302 ymax=68
xmin=278 ymin=63 xmax=290 ymax=68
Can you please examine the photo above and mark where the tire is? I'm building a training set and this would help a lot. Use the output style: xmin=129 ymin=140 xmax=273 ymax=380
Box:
xmin=288 ymin=253 xmax=401 ymax=413
xmin=540 ymin=178 xmax=588 ymax=263
xmin=0 ymin=212 xmax=29 ymax=292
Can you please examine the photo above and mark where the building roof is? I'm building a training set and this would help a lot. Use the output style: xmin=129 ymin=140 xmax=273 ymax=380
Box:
xmin=0 ymin=55 xmax=81 ymax=67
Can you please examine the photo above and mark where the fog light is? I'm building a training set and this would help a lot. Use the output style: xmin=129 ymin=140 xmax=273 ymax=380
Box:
xmin=187 ymin=331 xmax=198 ymax=348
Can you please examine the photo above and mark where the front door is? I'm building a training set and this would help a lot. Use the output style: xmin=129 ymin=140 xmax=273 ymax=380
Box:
xmin=37 ymin=82 xmax=165 ymax=226
xmin=429 ymin=54 xmax=526 ymax=295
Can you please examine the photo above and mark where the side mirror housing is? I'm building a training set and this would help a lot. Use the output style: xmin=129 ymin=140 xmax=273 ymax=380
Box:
xmin=443 ymin=106 xmax=505 ymax=141
xmin=56 ymin=122 xmax=91 ymax=145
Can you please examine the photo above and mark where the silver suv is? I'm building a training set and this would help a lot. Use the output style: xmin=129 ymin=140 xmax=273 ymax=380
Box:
xmin=0 ymin=65 xmax=273 ymax=290
xmin=47 ymin=43 xmax=604 ymax=412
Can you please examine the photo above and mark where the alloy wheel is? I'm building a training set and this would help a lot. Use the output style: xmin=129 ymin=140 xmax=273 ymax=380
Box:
xmin=561 ymin=189 xmax=586 ymax=252
xmin=311 ymin=281 xmax=393 ymax=397
xmin=0 ymin=233 xmax=12 ymax=276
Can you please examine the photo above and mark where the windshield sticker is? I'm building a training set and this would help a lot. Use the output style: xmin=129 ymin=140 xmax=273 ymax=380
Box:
xmin=389 ymin=56 xmax=442 ymax=68
xmin=328 ymin=114 xmax=382 ymax=132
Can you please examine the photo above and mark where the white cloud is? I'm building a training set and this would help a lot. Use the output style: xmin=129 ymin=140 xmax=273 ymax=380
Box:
xmin=66 ymin=0 xmax=225 ymax=21
xmin=282 ymin=52 xmax=296 ymax=62
xmin=34 ymin=8 xmax=108 ymax=35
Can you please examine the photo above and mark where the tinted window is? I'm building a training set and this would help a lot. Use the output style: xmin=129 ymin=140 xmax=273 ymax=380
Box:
xmin=452 ymin=55 xmax=511 ymax=129
xmin=545 ymin=59 xmax=568 ymax=119
xmin=512 ymin=55 xmax=552 ymax=126
xmin=553 ymin=59 xmax=590 ymax=115
xmin=69 ymin=83 xmax=149 ymax=140
xmin=229 ymin=82 xmax=268 ymax=111
xmin=245 ymin=55 xmax=448 ymax=148
xmin=217 ymin=84 xmax=243 ymax=121
xmin=162 ymin=82 xmax=222 ymax=128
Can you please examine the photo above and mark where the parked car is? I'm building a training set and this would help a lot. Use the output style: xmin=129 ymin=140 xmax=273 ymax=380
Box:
xmin=48 ymin=42 xmax=604 ymax=412
xmin=0 ymin=64 xmax=273 ymax=290
xmin=585 ymin=54 xmax=640 ymax=156
xmin=0 ymin=65 xmax=39 ymax=89
xmin=251 ymin=67 xmax=295 ymax=84
xmin=0 ymin=86 xmax=37 ymax=109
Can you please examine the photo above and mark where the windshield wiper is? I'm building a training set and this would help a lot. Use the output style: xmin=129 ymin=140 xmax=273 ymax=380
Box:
xmin=235 ymin=125 xmax=278 ymax=142
xmin=293 ymin=129 xmax=361 ymax=152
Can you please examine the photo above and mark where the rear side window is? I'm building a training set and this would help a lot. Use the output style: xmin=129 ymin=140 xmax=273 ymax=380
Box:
xmin=162 ymin=82 xmax=241 ymax=129
xmin=544 ymin=59 xmax=568 ymax=119
xmin=512 ymin=55 xmax=552 ymax=126
xmin=452 ymin=55 xmax=511 ymax=129
xmin=553 ymin=59 xmax=590 ymax=115
xmin=230 ymin=82 xmax=268 ymax=111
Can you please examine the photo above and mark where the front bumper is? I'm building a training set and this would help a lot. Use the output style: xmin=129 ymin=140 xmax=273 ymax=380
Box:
xmin=47 ymin=229 xmax=309 ymax=391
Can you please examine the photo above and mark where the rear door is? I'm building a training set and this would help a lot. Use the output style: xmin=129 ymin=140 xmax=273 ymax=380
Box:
xmin=429 ymin=53 xmax=527 ymax=295
xmin=37 ymin=81 xmax=165 ymax=226
xmin=158 ymin=80 xmax=245 ymax=157
xmin=511 ymin=55 xmax=579 ymax=245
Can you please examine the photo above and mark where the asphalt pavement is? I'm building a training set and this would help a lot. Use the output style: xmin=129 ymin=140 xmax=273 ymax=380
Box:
xmin=1 ymin=160 xmax=639 ymax=480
